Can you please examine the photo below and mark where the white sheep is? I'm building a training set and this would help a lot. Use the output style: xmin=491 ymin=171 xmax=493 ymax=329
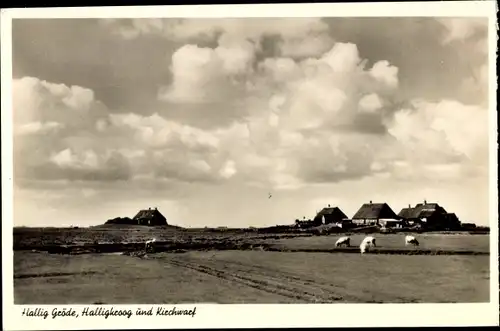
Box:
xmin=360 ymin=236 xmax=377 ymax=254
xmin=145 ymin=238 xmax=157 ymax=252
xmin=405 ymin=235 xmax=419 ymax=247
xmin=335 ymin=236 xmax=351 ymax=247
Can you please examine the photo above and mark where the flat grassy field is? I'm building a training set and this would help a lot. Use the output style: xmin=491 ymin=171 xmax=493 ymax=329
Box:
xmin=14 ymin=226 xmax=490 ymax=253
xmin=13 ymin=225 xmax=302 ymax=248
xmin=267 ymin=233 xmax=490 ymax=252
xmin=14 ymin=249 xmax=489 ymax=304
xmin=12 ymin=227 xmax=490 ymax=304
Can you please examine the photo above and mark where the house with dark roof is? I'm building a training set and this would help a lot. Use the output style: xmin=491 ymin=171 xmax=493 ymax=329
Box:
xmin=133 ymin=207 xmax=168 ymax=226
xmin=397 ymin=206 xmax=414 ymax=220
xmin=313 ymin=205 xmax=349 ymax=226
xmin=398 ymin=201 xmax=461 ymax=230
xmin=352 ymin=201 xmax=400 ymax=226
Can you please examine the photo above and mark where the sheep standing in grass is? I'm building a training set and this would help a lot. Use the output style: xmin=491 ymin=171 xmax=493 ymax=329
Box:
xmin=405 ymin=235 xmax=419 ymax=247
xmin=359 ymin=236 xmax=376 ymax=254
xmin=335 ymin=236 xmax=351 ymax=247
xmin=145 ymin=238 xmax=157 ymax=253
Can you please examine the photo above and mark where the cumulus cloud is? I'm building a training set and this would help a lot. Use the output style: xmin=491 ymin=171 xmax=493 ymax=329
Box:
xmin=158 ymin=41 xmax=255 ymax=104
xmin=8 ymin=39 xmax=424 ymax=191
xmin=13 ymin=76 xmax=105 ymax=130
xmin=460 ymin=62 xmax=489 ymax=107
xmin=219 ymin=160 xmax=237 ymax=179
xmin=13 ymin=76 xmax=119 ymax=184
xmin=51 ymin=148 xmax=99 ymax=169
xmin=103 ymin=18 xmax=329 ymax=43
xmin=279 ymin=33 xmax=335 ymax=58
xmin=369 ymin=60 xmax=399 ymax=90
xmin=386 ymin=99 xmax=489 ymax=180
xmin=437 ymin=18 xmax=488 ymax=44
xmin=432 ymin=18 xmax=489 ymax=108
xmin=13 ymin=25 xmax=489 ymax=195
xmin=25 ymin=148 xmax=132 ymax=182
xmin=15 ymin=121 xmax=65 ymax=136
xmin=108 ymin=113 xmax=220 ymax=152
xmin=359 ymin=93 xmax=383 ymax=113
xmin=161 ymin=42 xmax=401 ymax=188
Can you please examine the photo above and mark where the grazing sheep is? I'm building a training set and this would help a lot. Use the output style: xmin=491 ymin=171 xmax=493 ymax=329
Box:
xmin=335 ymin=236 xmax=351 ymax=247
xmin=360 ymin=236 xmax=376 ymax=254
xmin=145 ymin=238 xmax=157 ymax=252
xmin=405 ymin=235 xmax=419 ymax=247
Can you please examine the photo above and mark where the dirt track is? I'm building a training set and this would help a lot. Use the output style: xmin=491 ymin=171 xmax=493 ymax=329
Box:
xmin=163 ymin=256 xmax=343 ymax=302
xmin=154 ymin=254 xmax=420 ymax=303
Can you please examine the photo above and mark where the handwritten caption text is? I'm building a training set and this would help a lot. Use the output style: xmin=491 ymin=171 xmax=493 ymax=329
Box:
xmin=21 ymin=306 xmax=197 ymax=319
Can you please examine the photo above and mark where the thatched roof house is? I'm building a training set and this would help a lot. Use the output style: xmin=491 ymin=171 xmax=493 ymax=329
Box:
xmin=398 ymin=201 xmax=460 ymax=230
xmin=313 ymin=205 xmax=348 ymax=225
xmin=352 ymin=201 xmax=400 ymax=226
xmin=397 ymin=206 xmax=414 ymax=219
xmin=399 ymin=201 xmax=447 ymax=220
xmin=133 ymin=207 xmax=168 ymax=226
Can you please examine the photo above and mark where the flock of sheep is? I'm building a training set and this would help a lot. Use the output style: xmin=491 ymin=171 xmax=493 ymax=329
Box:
xmin=335 ymin=235 xmax=420 ymax=253
xmin=144 ymin=235 xmax=420 ymax=254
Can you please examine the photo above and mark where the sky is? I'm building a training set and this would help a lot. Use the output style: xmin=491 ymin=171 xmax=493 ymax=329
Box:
xmin=11 ymin=17 xmax=492 ymax=228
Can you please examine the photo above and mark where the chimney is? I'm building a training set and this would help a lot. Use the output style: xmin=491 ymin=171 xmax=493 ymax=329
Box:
xmin=424 ymin=200 xmax=427 ymax=204
xmin=408 ymin=204 xmax=411 ymax=208
xmin=328 ymin=204 xmax=330 ymax=207
xmin=155 ymin=207 xmax=157 ymax=211
xmin=369 ymin=200 xmax=372 ymax=204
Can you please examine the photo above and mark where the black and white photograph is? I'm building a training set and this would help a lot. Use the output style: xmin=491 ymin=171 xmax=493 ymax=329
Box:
xmin=1 ymin=1 xmax=498 ymax=329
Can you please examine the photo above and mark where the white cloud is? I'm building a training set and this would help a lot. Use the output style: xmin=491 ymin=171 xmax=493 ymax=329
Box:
xmin=51 ymin=149 xmax=99 ymax=169
xmin=359 ymin=93 xmax=383 ymax=113
xmin=103 ymin=17 xmax=330 ymax=44
xmin=15 ymin=121 xmax=64 ymax=136
xmin=14 ymin=35 xmax=488 ymax=197
xmin=190 ymin=160 xmax=212 ymax=174
xmin=13 ymin=76 xmax=104 ymax=130
xmin=109 ymin=113 xmax=220 ymax=152
xmin=369 ymin=60 xmax=399 ymax=89
xmin=215 ymin=34 xmax=257 ymax=75
xmin=159 ymin=44 xmax=225 ymax=103
xmin=150 ymin=41 xmax=405 ymax=189
xmin=158 ymin=42 xmax=253 ymax=104
xmin=321 ymin=42 xmax=361 ymax=73
xmin=279 ymin=33 xmax=335 ymax=58
xmin=386 ymin=99 xmax=489 ymax=179
xmin=219 ymin=160 xmax=237 ymax=179
xmin=259 ymin=58 xmax=302 ymax=84
xmin=437 ymin=18 xmax=487 ymax=44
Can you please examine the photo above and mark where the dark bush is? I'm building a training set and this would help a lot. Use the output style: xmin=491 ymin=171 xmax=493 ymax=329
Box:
xmin=105 ymin=217 xmax=135 ymax=225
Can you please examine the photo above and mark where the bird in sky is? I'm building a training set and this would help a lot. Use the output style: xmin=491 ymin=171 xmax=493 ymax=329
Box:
xmin=268 ymin=192 xmax=272 ymax=199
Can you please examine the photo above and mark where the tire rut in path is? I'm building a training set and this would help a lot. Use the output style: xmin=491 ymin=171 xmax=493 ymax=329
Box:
xmin=209 ymin=258 xmax=413 ymax=302
xmin=165 ymin=257 xmax=344 ymax=303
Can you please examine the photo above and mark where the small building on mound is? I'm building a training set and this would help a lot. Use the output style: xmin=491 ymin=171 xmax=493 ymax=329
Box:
xmin=133 ymin=207 xmax=168 ymax=226
xmin=352 ymin=201 xmax=400 ymax=226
